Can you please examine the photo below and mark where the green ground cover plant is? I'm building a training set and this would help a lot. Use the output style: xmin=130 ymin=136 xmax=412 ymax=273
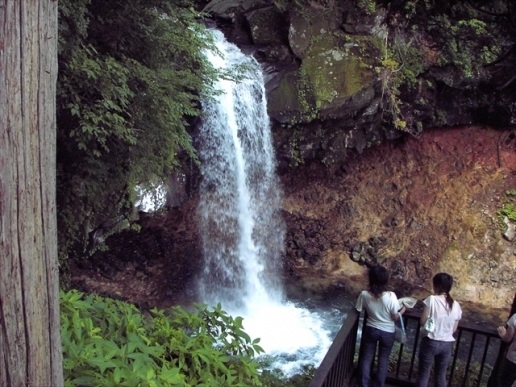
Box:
xmin=60 ymin=290 xmax=265 ymax=386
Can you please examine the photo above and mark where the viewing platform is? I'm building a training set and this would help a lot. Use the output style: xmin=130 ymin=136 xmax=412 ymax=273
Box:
xmin=309 ymin=296 xmax=515 ymax=387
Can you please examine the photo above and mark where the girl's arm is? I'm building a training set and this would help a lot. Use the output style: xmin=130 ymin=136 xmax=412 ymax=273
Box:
xmin=392 ymin=305 xmax=406 ymax=321
xmin=355 ymin=292 xmax=364 ymax=312
xmin=498 ymin=324 xmax=515 ymax=342
xmin=420 ymin=305 xmax=430 ymax=325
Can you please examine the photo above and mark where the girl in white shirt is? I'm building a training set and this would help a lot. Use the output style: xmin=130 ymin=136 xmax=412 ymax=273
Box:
xmin=355 ymin=265 xmax=406 ymax=387
xmin=417 ymin=272 xmax=462 ymax=387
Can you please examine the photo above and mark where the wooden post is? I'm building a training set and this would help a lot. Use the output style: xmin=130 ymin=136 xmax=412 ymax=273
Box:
xmin=487 ymin=292 xmax=516 ymax=386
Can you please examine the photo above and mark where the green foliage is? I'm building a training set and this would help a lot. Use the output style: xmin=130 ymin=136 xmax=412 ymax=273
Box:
xmin=499 ymin=203 xmax=516 ymax=222
xmin=60 ymin=290 xmax=264 ymax=386
xmin=376 ymin=0 xmax=514 ymax=133
xmin=260 ymin=363 xmax=316 ymax=387
xmin=389 ymin=0 xmax=511 ymax=76
xmin=297 ymin=75 xmax=319 ymax=121
xmin=497 ymin=189 xmax=516 ymax=230
xmin=57 ymin=0 xmax=219 ymax=262
xmin=288 ymin=130 xmax=305 ymax=167
xmin=374 ymin=33 xmax=426 ymax=135
xmin=357 ymin=0 xmax=376 ymax=15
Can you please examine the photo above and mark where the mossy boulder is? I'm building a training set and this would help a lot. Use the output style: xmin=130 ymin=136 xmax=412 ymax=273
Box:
xmin=301 ymin=46 xmax=376 ymax=117
xmin=267 ymin=36 xmax=379 ymax=124
xmin=288 ymin=6 xmax=343 ymax=59
xmin=203 ymin=0 xmax=278 ymax=46
xmin=267 ymin=71 xmax=307 ymax=124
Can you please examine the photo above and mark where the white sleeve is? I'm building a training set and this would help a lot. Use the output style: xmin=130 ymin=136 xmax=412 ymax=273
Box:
xmin=454 ymin=301 xmax=462 ymax=321
xmin=508 ymin=313 xmax=516 ymax=329
xmin=390 ymin=292 xmax=399 ymax=314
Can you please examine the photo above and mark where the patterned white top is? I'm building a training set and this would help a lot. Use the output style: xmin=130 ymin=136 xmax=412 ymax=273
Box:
xmin=355 ymin=290 xmax=399 ymax=333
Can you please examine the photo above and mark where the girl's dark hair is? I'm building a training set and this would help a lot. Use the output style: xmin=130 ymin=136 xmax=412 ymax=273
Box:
xmin=369 ymin=265 xmax=389 ymax=297
xmin=433 ymin=272 xmax=455 ymax=309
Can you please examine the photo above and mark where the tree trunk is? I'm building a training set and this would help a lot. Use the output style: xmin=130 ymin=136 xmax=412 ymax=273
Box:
xmin=0 ymin=0 xmax=63 ymax=385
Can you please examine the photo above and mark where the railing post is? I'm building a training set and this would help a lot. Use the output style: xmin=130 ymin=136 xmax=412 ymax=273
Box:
xmin=309 ymin=309 xmax=361 ymax=387
xmin=357 ymin=311 xmax=366 ymax=375
xmin=487 ymin=291 xmax=516 ymax=387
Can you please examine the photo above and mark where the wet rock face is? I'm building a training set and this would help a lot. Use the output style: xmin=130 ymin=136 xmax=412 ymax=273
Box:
xmin=280 ymin=126 xmax=516 ymax=309
xmin=203 ymin=0 xmax=388 ymax=160
xmin=72 ymin=1 xmax=516 ymax=313
xmin=203 ymin=0 xmax=514 ymax=170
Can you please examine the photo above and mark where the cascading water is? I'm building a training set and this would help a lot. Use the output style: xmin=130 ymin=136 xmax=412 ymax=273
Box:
xmin=197 ymin=30 xmax=284 ymax=311
xmin=197 ymin=30 xmax=335 ymax=375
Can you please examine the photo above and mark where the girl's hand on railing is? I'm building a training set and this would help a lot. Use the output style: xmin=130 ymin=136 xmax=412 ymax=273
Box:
xmin=498 ymin=324 xmax=515 ymax=342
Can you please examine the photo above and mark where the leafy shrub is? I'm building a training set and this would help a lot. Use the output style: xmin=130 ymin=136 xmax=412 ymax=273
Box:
xmin=260 ymin=364 xmax=316 ymax=387
xmin=57 ymin=0 xmax=220 ymax=263
xmin=60 ymin=290 xmax=264 ymax=386
xmin=499 ymin=203 xmax=516 ymax=222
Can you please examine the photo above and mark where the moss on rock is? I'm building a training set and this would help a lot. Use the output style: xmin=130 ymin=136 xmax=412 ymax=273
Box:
xmin=298 ymin=35 xmax=379 ymax=118
xmin=267 ymin=71 xmax=307 ymax=124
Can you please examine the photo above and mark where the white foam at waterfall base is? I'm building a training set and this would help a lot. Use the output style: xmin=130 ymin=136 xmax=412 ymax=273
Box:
xmin=234 ymin=300 xmax=334 ymax=375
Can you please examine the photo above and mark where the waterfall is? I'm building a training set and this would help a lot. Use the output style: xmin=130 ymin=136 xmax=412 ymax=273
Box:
xmin=197 ymin=30 xmax=285 ymax=312
xmin=197 ymin=30 xmax=333 ymax=375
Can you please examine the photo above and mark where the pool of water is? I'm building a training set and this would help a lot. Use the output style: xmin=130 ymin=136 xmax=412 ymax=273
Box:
xmin=236 ymin=285 xmax=354 ymax=376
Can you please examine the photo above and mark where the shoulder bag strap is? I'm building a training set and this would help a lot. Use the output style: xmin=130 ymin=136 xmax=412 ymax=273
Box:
xmin=399 ymin=312 xmax=405 ymax=332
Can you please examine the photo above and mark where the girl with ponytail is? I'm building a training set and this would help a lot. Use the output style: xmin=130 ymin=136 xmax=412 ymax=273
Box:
xmin=417 ymin=272 xmax=462 ymax=387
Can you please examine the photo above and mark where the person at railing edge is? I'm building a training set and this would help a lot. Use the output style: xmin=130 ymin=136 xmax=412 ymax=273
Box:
xmin=355 ymin=265 xmax=406 ymax=387
xmin=496 ymin=312 xmax=516 ymax=387
xmin=416 ymin=272 xmax=462 ymax=387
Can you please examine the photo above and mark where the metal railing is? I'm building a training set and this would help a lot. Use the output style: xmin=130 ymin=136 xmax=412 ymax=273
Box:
xmin=309 ymin=308 xmax=360 ymax=387
xmin=310 ymin=308 xmax=504 ymax=387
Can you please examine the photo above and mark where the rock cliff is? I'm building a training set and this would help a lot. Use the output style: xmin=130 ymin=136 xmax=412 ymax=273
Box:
xmin=279 ymin=126 xmax=515 ymax=309
xmin=203 ymin=0 xmax=515 ymax=166
xmin=196 ymin=0 xmax=516 ymax=309
xmin=72 ymin=126 xmax=516 ymax=312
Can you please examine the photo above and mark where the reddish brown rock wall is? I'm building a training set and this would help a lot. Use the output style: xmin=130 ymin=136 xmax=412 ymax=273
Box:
xmin=71 ymin=126 xmax=515 ymax=315
xmin=281 ymin=126 xmax=516 ymax=309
